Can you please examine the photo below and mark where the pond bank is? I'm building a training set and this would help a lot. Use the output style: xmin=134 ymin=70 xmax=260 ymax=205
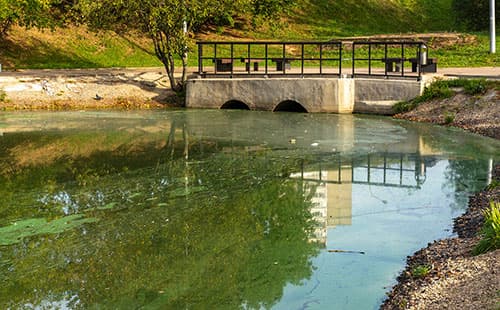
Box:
xmin=0 ymin=68 xmax=179 ymax=110
xmin=382 ymin=89 xmax=500 ymax=309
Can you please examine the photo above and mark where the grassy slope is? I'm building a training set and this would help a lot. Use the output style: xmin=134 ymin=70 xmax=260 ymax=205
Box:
xmin=0 ymin=0 xmax=497 ymax=69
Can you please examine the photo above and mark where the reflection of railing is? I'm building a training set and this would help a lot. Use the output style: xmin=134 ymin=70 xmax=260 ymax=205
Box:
xmin=297 ymin=153 xmax=426 ymax=189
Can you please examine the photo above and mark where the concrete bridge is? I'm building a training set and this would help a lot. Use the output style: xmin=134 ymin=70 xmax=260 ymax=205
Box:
xmin=186 ymin=76 xmax=430 ymax=114
xmin=186 ymin=41 xmax=437 ymax=114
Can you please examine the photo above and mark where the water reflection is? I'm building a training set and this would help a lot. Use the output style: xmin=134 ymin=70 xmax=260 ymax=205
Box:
xmin=0 ymin=111 xmax=498 ymax=309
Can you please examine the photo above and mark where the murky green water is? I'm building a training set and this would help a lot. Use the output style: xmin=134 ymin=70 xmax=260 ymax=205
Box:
xmin=0 ymin=110 xmax=498 ymax=309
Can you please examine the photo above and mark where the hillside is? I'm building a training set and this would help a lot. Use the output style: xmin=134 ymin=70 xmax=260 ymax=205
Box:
xmin=0 ymin=0 xmax=498 ymax=70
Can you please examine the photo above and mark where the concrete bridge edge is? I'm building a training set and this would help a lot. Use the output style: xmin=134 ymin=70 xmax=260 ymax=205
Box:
xmin=185 ymin=77 xmax=428 ymax=115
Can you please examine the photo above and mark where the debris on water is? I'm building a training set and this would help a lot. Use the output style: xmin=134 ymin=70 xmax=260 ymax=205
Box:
xmin=328 ymin=249 xmax=366 ymax=254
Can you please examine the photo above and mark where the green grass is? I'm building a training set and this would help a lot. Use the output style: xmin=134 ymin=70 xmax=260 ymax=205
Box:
xmin=411 ymin=264 xmax=432 ymax=278
xmin=393 ymin=78 xmax=494 ymax=114
xmin=0 ymin=0 xmax=498 ymax=70
xmin=474 ymin=201 xmax=500 ymax=256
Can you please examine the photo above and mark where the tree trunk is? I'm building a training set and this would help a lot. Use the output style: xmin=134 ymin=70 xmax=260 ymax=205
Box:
xmin=152 ymin=31 xmax=183 ymax=93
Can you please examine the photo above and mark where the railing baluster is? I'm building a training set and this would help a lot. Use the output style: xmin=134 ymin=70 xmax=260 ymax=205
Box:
xmin=196 ymin=41 xmax=424 ymax=80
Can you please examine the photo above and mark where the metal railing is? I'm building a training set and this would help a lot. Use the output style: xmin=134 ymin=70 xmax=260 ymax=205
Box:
xmin=351 ymin=41 xmax=432 ymax=80
xmin=196 ymin=41 xmax=435 ymax=80
xmin=197 ymin=41 xmax=343 ymax=77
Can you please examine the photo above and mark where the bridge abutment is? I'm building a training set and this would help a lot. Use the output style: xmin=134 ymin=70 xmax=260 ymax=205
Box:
xmin=185 ymin=77 xmax=424 ymax=114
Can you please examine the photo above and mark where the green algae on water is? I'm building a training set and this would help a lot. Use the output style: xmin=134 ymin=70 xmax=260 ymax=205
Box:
xmin=0 ymin=215 xmax=98 ymax=246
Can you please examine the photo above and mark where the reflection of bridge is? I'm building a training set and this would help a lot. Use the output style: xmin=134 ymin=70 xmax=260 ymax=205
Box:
xmin=298 ymin=153 xmax=427 ymax=189
xmin=291 ymin=152 xmax=431 ymax=244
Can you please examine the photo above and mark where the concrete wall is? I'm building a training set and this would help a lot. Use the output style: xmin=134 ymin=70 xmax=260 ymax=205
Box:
xmin=354 ymin=78 xmax=423 ymax=115
xmin=186 ymin=77 xmax=423 ymax=114
xmin=185 ymin=78 xmax=355 ymax=113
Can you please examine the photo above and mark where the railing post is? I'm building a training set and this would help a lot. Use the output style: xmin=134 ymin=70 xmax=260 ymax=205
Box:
xmin=230 ymin=43 xmax=234 ymax=77
xmin=214 ymin=43 xmax=218 ymax=74
xmin=265 ymin=43 xmax=268 ymax=75
xmin=338 ymin=43 xmax=342 ymax=76
xmin=319 ymin=43 xmax=323 ymax=75
xmin=301 ymin=43 xmax=305 ymax=76
xmin=418 ymin=43 xmax=422 ymax=81
xmin=247 ymin=43 xmax=251 ymax=75
xmin=282 ymin=43 xmax=286 ymax=74
xmin=384 ymin=43 xmax=388 ymax=77
xmin=401 ymin=43 xmax=405 ymax=77
xmin=352 ymin=43 xmax=356 ymax=78
xmin=198 ymin=43 xmax=202 ymax=75
xmin=368 ymin=44 xmax=372 ymax=75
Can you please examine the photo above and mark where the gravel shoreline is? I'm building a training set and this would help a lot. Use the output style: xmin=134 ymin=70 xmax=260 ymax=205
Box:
xmin=382 ymin=89 xmax=500 ymax=309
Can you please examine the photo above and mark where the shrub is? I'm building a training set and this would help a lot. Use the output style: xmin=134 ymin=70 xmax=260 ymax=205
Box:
xmin=418 ymin=80 xmax=454 ymax=103
xmin=447 ymin=78 xmax=488 ymax=95
xmin=473 ymin=201 xmax=500 ymax=255
xmin=392 ymin=100 xmax=417 ymax=114
xmin=411 ymin=264 xmax=432 ymax=278
xmin=444 ymin=112 xmax=455 ymax=124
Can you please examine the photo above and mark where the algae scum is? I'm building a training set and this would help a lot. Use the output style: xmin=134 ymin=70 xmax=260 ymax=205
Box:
xmin=0 ymin=110 xmax=498 ymax=309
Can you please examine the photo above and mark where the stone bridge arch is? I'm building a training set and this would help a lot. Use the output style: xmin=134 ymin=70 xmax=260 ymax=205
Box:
xmin=273 ymin=100 xmax=308 ymax=113
xmin=220 ymin=100 xmax=251 ymax=110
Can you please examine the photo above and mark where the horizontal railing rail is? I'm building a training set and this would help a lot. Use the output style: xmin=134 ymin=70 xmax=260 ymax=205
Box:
xmin=196 ymin=41 xmax=435 ymax=80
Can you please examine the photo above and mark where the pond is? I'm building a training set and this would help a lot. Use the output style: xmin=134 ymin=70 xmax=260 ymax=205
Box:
xmin=0 ymin=110 xmax=498 ymax=309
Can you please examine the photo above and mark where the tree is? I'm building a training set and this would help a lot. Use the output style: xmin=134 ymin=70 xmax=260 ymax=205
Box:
xmin=77 ymin=0 xmax=251 ymax=93
xmin=0 ymin=0 xmax=63 ymax=35
xmin=453 ymin=0 xmax=499 ymax=31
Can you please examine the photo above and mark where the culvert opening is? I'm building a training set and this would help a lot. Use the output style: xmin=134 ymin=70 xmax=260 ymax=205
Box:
xmin=273 ymin=100 xmax=308 ymax=113
xmin=220 ymin=100 xmax=250 ymax=110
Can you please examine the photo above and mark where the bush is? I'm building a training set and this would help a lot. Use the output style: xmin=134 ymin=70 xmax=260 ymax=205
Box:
xmin=453 ymin=0 xmax=499 ymax=31
xmin=473 ymin=201 xmax=500 ymax=255
xmin=444 ymin=112 xmax=455 ymax=124
xmin=392 ymin=100 xmax=417 ymax=114
xmin=447 ymin=78 xmax=488 ymax=95
xmin=411 ymin=264 xmax=432 ymax=278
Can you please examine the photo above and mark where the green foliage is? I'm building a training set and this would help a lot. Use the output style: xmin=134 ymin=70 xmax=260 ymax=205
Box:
xmin=0 ymin=88 xmax=6 ymax=102
xmin=419 ymin=80 xmax=454 ymax=103
xmin=487 ymin=180 xmax=500 ymax=191
xmin=444 ymin=112 xmax=455 ymax=124
xmin=392 ymin=100 xmax=418 ymax=114
xmin=393 ymin=78 xmax=491 ymax=114
xmin=411 ymin=264 xmax=432 ymax=278
xmin=474 ymin=201 xmax=500 ymax=255
xmin=0 ymin=0 xmax=62 ymax=35
xmin=453 ymin=0 xmax=499 ymax=31
xmin=253 ymin=0 xmax=297 ymax=17
xmin=446 ymin=78 xmax=488 ymax=95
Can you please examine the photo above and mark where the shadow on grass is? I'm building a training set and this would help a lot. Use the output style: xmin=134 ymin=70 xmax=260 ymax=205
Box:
xmin=0 ymin=37 xmax=99 ymax=70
